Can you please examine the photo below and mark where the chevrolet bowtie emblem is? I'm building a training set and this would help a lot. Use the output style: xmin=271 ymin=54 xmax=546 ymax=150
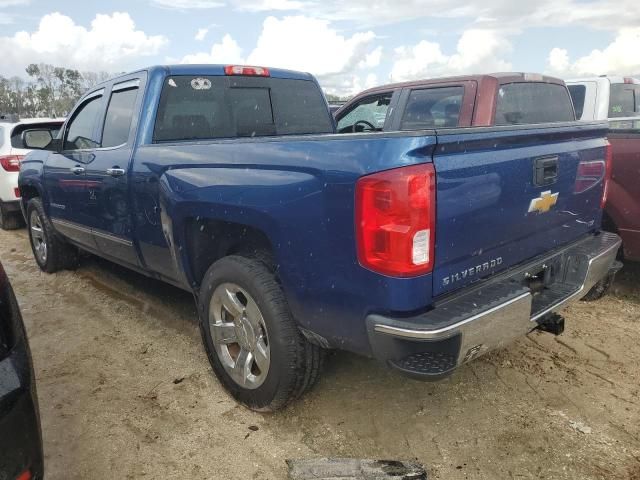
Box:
xmin=528 ymin=190 xmax=559 ymax=214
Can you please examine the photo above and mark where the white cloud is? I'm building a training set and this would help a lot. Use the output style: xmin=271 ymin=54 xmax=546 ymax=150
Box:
xmin=195 ymin=28 xmax=208 ymax=41
xmin=235 ymin=0 xmax=304 ymax=11
xmin=390 ymin=29 xmax=511 ymax=82
xmin=231 ymin=0 xmax=640 ymax=32
xmin=151 ymin=0 xmax=224 ymax=8
xmin=547 ymin=28 xmax=640 ymax=76
xmin=247 ymin=16 xmax=376 ymax=76
xmin=359 ymin=46 xmax=382 ymax=69
xmin=547 ymin=47 xmax=570 ymax=73
xmin=181 ymin=33 xmax=244 ymax=64
xmin=364 ymin=73 xmax=378 ymax=89
xmin=0 ymin=12 xmax=167 ymax=76
xmin=181 ymin=15 xmax=380 ymax=96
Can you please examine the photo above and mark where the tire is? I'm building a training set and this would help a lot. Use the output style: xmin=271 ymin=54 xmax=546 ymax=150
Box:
xmin=198 ymin=255 xmax=324 ymax=411
xmin=27 ymin=198 xmax=79 ymax=273
xmin=0 ymin=202 xmax=24 ymax=230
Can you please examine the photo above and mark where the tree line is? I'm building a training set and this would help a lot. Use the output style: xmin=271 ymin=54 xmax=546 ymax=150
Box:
xmin=0 ymin=64 xmax=112 ymax=119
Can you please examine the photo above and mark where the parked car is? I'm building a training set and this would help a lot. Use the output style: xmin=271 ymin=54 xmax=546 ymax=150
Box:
xmin=567 ymin=76 xmax=640 ymax=262
xmin=0 ymin=117 xmax=64 ymax=230
xmin=0 ymin=260 xmax=44 ymax=480
xmin=19 ymin=65 xmax=620 ymax=411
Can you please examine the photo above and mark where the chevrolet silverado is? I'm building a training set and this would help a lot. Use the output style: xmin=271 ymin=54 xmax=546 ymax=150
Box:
xmin=19 ymin=66 xmax=620 ymax=411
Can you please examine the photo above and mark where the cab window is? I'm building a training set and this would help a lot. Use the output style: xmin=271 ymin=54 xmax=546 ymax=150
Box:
xmin=401 ymin=87 xmax=463 ymax=130
xmin=336 ymin=93 xmax=392 ymax=133
xmin=609 ymin=84 xmax=638 ymax=117
xmin=101 ymin=87 xmax=139 ymax=148
xmin=64 ymin=95 xmax=103 ymax=150
xmin=495 ymin=82 xmax=575 ymax=125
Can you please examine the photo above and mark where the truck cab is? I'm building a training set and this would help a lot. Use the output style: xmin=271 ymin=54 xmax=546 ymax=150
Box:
xmin=334 ymin=73 xmax=576 ymax=132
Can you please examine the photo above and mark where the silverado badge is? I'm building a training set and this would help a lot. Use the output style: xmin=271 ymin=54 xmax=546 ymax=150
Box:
xmin=528 ymin=190 xmax=558 ymax=214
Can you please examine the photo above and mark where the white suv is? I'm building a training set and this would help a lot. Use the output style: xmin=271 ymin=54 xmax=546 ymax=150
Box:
xmin=0 ymin=117 xmax=64 ymax=229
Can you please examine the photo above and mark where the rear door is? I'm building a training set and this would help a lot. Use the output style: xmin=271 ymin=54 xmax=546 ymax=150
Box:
xmin=82 ymin=75 xmax=145 ymax=267
xmin=431 ymin=82 xmax=606 ymax=297
xmin=44 ymin=90 xmax=105 ymax=248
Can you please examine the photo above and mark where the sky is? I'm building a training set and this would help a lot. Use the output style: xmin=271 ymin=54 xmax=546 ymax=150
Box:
xmin=0 ymin=0 xmax=639 ymax=97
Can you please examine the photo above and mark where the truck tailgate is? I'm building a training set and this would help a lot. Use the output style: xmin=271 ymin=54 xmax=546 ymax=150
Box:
xmin=432 ymin=122 xmax=609 ymax=297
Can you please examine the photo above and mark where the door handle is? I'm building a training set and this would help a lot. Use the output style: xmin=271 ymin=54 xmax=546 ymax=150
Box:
xmin=70 ymin=165 xmax=85 ymax=175
xmin=533 ymin=156 xmax=559 ymax=186
xmin=106 ymin=167 xmax=126 ymax=177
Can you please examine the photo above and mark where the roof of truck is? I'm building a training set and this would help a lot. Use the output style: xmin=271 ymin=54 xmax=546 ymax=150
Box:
xmin=96 ymin=64 xmax=315 ymax=89
xmin=350 ymin=72 xmax=566 ymax=97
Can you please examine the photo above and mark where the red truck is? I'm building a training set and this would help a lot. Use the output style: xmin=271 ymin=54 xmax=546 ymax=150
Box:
xmin=335 ymin=72 xmax=578 ymax=132
xmin=567 ymin=77 xmax=640 ymax=262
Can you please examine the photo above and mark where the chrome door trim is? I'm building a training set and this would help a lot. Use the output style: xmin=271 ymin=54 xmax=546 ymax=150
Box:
xmin=51 ymin=218 xmax=133 ymax=247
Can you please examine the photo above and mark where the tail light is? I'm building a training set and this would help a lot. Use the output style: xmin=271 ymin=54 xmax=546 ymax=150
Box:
xmin=355 ymin=164 xmax=436 ymax=277
xmin=14 ymin=187 xmax=20 ymax=198
xmin=601 ymin=140 xmax=613 ymax=208
xmin=574 ymin=160 xmax=605 ymax=194
xmin=0 ymin=155 xmax=24 ymax=172
xmin=224 ymin=65 xmax=270 ymax=77
xmin=574 ymin=141 xmax=612 ymax=208
xmin=15 ymin=470 xmax=32 ymax=480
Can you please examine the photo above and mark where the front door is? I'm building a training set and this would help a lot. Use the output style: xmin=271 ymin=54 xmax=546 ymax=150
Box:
xmin=45 ymin=90 xmax=105 ymax=249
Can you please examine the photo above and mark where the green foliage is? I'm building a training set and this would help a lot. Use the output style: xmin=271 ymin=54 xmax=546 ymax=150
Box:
xmin=0 ymin=63 xmax=111 ymax=119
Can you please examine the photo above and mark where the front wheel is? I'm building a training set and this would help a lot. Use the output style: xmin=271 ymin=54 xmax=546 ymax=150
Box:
xmin=198 ymin=255 xmax=323 ymax=411
xmin=27 ymin=198 xmax=78 ymax=273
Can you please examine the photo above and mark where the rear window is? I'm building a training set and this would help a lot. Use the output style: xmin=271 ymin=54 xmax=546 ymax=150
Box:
xmin=11 ymin=123 xmax=62 ymax=149
xmin=102 ymin=87 xmax=138 ymax=147
xmin=401 ymin=86 xmax=464 ymax=130
xmin=567 ymin=84 xmax=586 ymax=120
xmin=608 ymin=84 xmax=639 ymax=117
xmin=495 ymin=82 xmax=575 ymax=125
xmin=154 ymin=75 xmax=333 ymax=142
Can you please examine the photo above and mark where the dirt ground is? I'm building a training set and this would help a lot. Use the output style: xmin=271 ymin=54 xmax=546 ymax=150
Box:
xmin=1 ymin=227 xmax=639 ymax=480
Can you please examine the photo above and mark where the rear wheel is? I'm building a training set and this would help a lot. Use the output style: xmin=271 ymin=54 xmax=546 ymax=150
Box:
xmin=27 ymin=198 xmax=78 ymax=273
xmin=198 ymin=255 xmax=324 ymax=411
xmin=0 ymin=202 xmax=24 ymax=230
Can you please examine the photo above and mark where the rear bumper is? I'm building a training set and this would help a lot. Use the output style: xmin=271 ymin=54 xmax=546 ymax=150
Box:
xmin=366 ymin=232 xmax=622 ymax=380
xmin=1 ymin=199 xmax=21 ymax=212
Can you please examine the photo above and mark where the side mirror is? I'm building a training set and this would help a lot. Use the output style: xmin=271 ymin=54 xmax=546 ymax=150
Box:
xmin=48 ymin=138 xmax=62 ymax=152
xmin=22 ymin=129 xmax=54 ymax=150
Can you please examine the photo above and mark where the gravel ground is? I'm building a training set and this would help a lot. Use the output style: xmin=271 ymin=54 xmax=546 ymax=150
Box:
xmin=1 ymin=227 xmax=639 ymax=479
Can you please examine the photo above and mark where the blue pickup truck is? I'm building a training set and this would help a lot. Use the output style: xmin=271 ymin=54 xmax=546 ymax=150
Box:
xmin=19 ymin=65 xmax=621 ymax=411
